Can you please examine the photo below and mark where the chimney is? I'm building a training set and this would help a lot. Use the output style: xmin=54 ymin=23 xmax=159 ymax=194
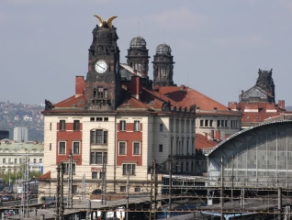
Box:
xmin=211 ymin=130 xmax=214 ymax=140
xmin=75 ymin=76 xmax=85 ymax=96
xmin=215 ymin=130 xmax=221 ymax=141
xmin=278 ymin=100 xmax=285 ymax=110
xmin=131 ymin=75 xmax=141 ymax=100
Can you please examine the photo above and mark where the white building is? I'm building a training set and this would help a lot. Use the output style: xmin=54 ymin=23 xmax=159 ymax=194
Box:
xmin=13 ymin=127 xmax=28 ymax=143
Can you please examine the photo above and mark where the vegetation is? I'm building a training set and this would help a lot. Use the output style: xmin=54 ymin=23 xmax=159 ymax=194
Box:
xmin=0 ymin=171 xmax=42 ymax=184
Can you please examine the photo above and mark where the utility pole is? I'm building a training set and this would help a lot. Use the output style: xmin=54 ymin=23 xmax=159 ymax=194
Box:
xmin=126 ymin=170 xmax=130 ymax=220
xmin=60 ymin=162 xmax=64 ymax=219
xmin=150 ymin=159 xmax=157 ymax=220
xmin=21 ymin=155 xmax=29 ymax=218
xmin=101 ymin=156 xmax=107 ymax=205
xmin=278 ymin=187 xmax=282 ymax=220
xmin=220 ymin=156 xmax=224 ymax=220
xmin=56 ymin=164 xmax=61 ymax=220
xmin=168 ymin=157 xmax=172 ymax=218
xmin=67 ymin=153 xmax=73 ymax=208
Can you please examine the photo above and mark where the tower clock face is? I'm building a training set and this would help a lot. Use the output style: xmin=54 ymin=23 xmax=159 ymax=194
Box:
xmin=94 ymin=60 xmax=108 ymax=74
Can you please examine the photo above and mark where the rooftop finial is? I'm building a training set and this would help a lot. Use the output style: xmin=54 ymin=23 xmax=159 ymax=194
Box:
xmin=93 ymin=15 xmax=117 ymax=28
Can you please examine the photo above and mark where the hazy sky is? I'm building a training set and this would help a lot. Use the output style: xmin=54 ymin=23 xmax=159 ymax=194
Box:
xmin=1 ymin=0 xmax=292 ymax=107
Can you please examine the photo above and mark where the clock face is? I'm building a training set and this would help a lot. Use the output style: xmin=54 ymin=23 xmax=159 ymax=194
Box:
xmin=94 ymin=60 xmax=108 ymax=74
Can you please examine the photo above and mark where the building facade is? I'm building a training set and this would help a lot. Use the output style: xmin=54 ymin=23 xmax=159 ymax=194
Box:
xmin=13 ymin=127 xmax=28 ymax=143
xmin=228 ymin=69 xmax=287 ymax=128
xmin=40 ymin=16 xmax=198 ymax=199
xmin=0 ymin=139 xmax=43 ymax=175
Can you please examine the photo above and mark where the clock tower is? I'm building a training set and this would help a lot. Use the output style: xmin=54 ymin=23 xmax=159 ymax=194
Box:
xmin=85 ymin=15 xmax=121 ymax=110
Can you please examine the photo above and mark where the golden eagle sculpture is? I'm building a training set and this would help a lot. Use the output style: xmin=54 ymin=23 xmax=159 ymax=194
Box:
xmin=94 ymin=15 xmax=117 ymax=28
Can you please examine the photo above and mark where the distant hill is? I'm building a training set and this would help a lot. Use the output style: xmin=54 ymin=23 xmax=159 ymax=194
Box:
xmin=0 ymin=101 xmax=44 ymax=141
xmin=286 ymin=106 xmax=292 ymax=111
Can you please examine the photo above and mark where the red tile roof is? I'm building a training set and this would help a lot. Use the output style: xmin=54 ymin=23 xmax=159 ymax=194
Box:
xmin=158 ymin=86 xmax=229 ymax=111
xmin=195 ymin=134 xmax=218 ymax=150
xmin=38 ymin=171 xmax=51 ymax=180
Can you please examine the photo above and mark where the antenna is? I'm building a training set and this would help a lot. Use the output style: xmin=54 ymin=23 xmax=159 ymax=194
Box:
xmin=137 ymin=22 xmax=140 ymax=36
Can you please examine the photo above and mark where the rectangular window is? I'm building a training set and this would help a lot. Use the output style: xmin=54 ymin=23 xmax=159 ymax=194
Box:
xmin=159 ymin=144 xmax=163 ymax=152
xmin=50 ymin=123 xmax=52 ymax=130
xmin=96 ymin=117 xmax=102 ymax=121
xmin=8 ymin=158 xmax=11 ymax=163
xmin=59 ymin=141 xmax=66 ymax=154
xmin=39 ymin=159 xmax=42 ymax=163
xmin=49 ymin=143 xmax=52 ymax=151
xmin=120 ymin=120 xmax=126 ymax=131
xmin=159 ymin=123 xmax=163 ymax=132
xmin=73 ymin=142 xmax=80 ymax=154
xmin=134 ymin=187 xmax=141 ymax=192
xmin=119 ymin=142 xmax=126 ymax=155
xmin=33 ymin=158 xmax=36 ymax=163
xmin=90 ymin=130 xmax=108 ymax=144
xmin=14 ymin=158 xmax=17 ymax=164
xmin=133 ymin=142 xmax=140 ymax=155
xmin=97 ymin=88 xmax=103 ymax=99
xmin=72 ymin=185 xmax=78 ymax=194
xmin=59 ymin=120 xmax=66 ymax=130
xmin=19 ymin=158 xmax=22 ymax=164
xmin=96 ymin=152 xmax=103 ymax=164
xmin=73 ymin=120 xmax=80 ymax=131
xmin=62 ymin=163 xmax=76 ymax=175
xmin=90 ymin=151 xmax=107 ymax=165
xmin=200 ymin=120 xmax=204 ymax=127
xmin=225 ymin=120 xmax=228 ymax=128
xmin=210 ymin=120 xmax=213 ymax=127
xmin=92 ymin=172 xmax=97 ymax=179
xmin=205 ymin=120 xmax=208 ymax=127
xmin=134 ymin=121 xmax=140 ymax=131
xmin=104 ymin=117 xmax=108 ymax=122
xmin=90 ymin=117 xmax=95 ymax=122
xmin=217 ymin=120 xmax=220 ymax=127
xmin=122 ymin=164 xmax=136 ymax=175
xmin=120 ymin=186 xmax=126 ymax=192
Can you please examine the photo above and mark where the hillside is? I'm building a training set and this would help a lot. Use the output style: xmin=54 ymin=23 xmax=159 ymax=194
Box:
xmin=0 ymin=101 xmax=44 ymax=141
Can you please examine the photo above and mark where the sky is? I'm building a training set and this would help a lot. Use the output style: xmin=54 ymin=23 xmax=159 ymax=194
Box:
xmin=1 ymin=0 xmax=292 ymax=107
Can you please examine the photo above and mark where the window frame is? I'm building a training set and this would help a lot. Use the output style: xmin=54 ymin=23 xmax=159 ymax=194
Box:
xmin=59 ymin=120 xmax=66 ymax=131
xmin=133 ymin=142 xmax=141 ymax=155
xmin=134 ymin=121 xmax=140 ymax=131
xmin=120 ymin=120 xmax=126 ymax=131
xmin=119 ymin=142 xmax=127 ymax=155
xmin=73 ymin=120 xmax=80 ymax=131
xmin=92 ymin=172 xmax=98 ymax=179
xmin=90 ymin=151 xmax=107 ymax=165
xmin=58 ymin=141 xmax=66 ymax=155
xmin=73 ymin=141 xmax=80 ymax=155
xmin=122 ymin=163 xmax=136 ymax=175
xmin=159 ymin=144 xmax=163 ymax=152
xmin=159 ymin=123 xmax=163 ymax=132
xmin=90 ymin=129 xmax=108 ymax=145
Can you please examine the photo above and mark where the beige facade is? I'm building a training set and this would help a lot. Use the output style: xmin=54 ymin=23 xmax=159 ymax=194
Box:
xmin=40 ymin=111 xmax=196 ymax=199
xmin=195 ymin=110 xmax=241 ymax=141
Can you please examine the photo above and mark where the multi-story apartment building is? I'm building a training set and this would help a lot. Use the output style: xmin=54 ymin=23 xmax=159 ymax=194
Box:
xmin=0 ymin=139 xmax=43 ymax=175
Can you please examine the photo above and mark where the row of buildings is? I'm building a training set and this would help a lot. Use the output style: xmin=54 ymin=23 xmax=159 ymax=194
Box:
xmin=37 ymin=15 xmax=290 ymax=199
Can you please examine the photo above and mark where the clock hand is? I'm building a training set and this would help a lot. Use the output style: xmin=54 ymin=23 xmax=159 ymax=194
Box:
xmin=96 ymin=64 xmax=105 ymax=70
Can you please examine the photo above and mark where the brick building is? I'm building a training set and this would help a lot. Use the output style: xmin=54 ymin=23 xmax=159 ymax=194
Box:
xmin=39 ymin=16 xmax=241 ymax=199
